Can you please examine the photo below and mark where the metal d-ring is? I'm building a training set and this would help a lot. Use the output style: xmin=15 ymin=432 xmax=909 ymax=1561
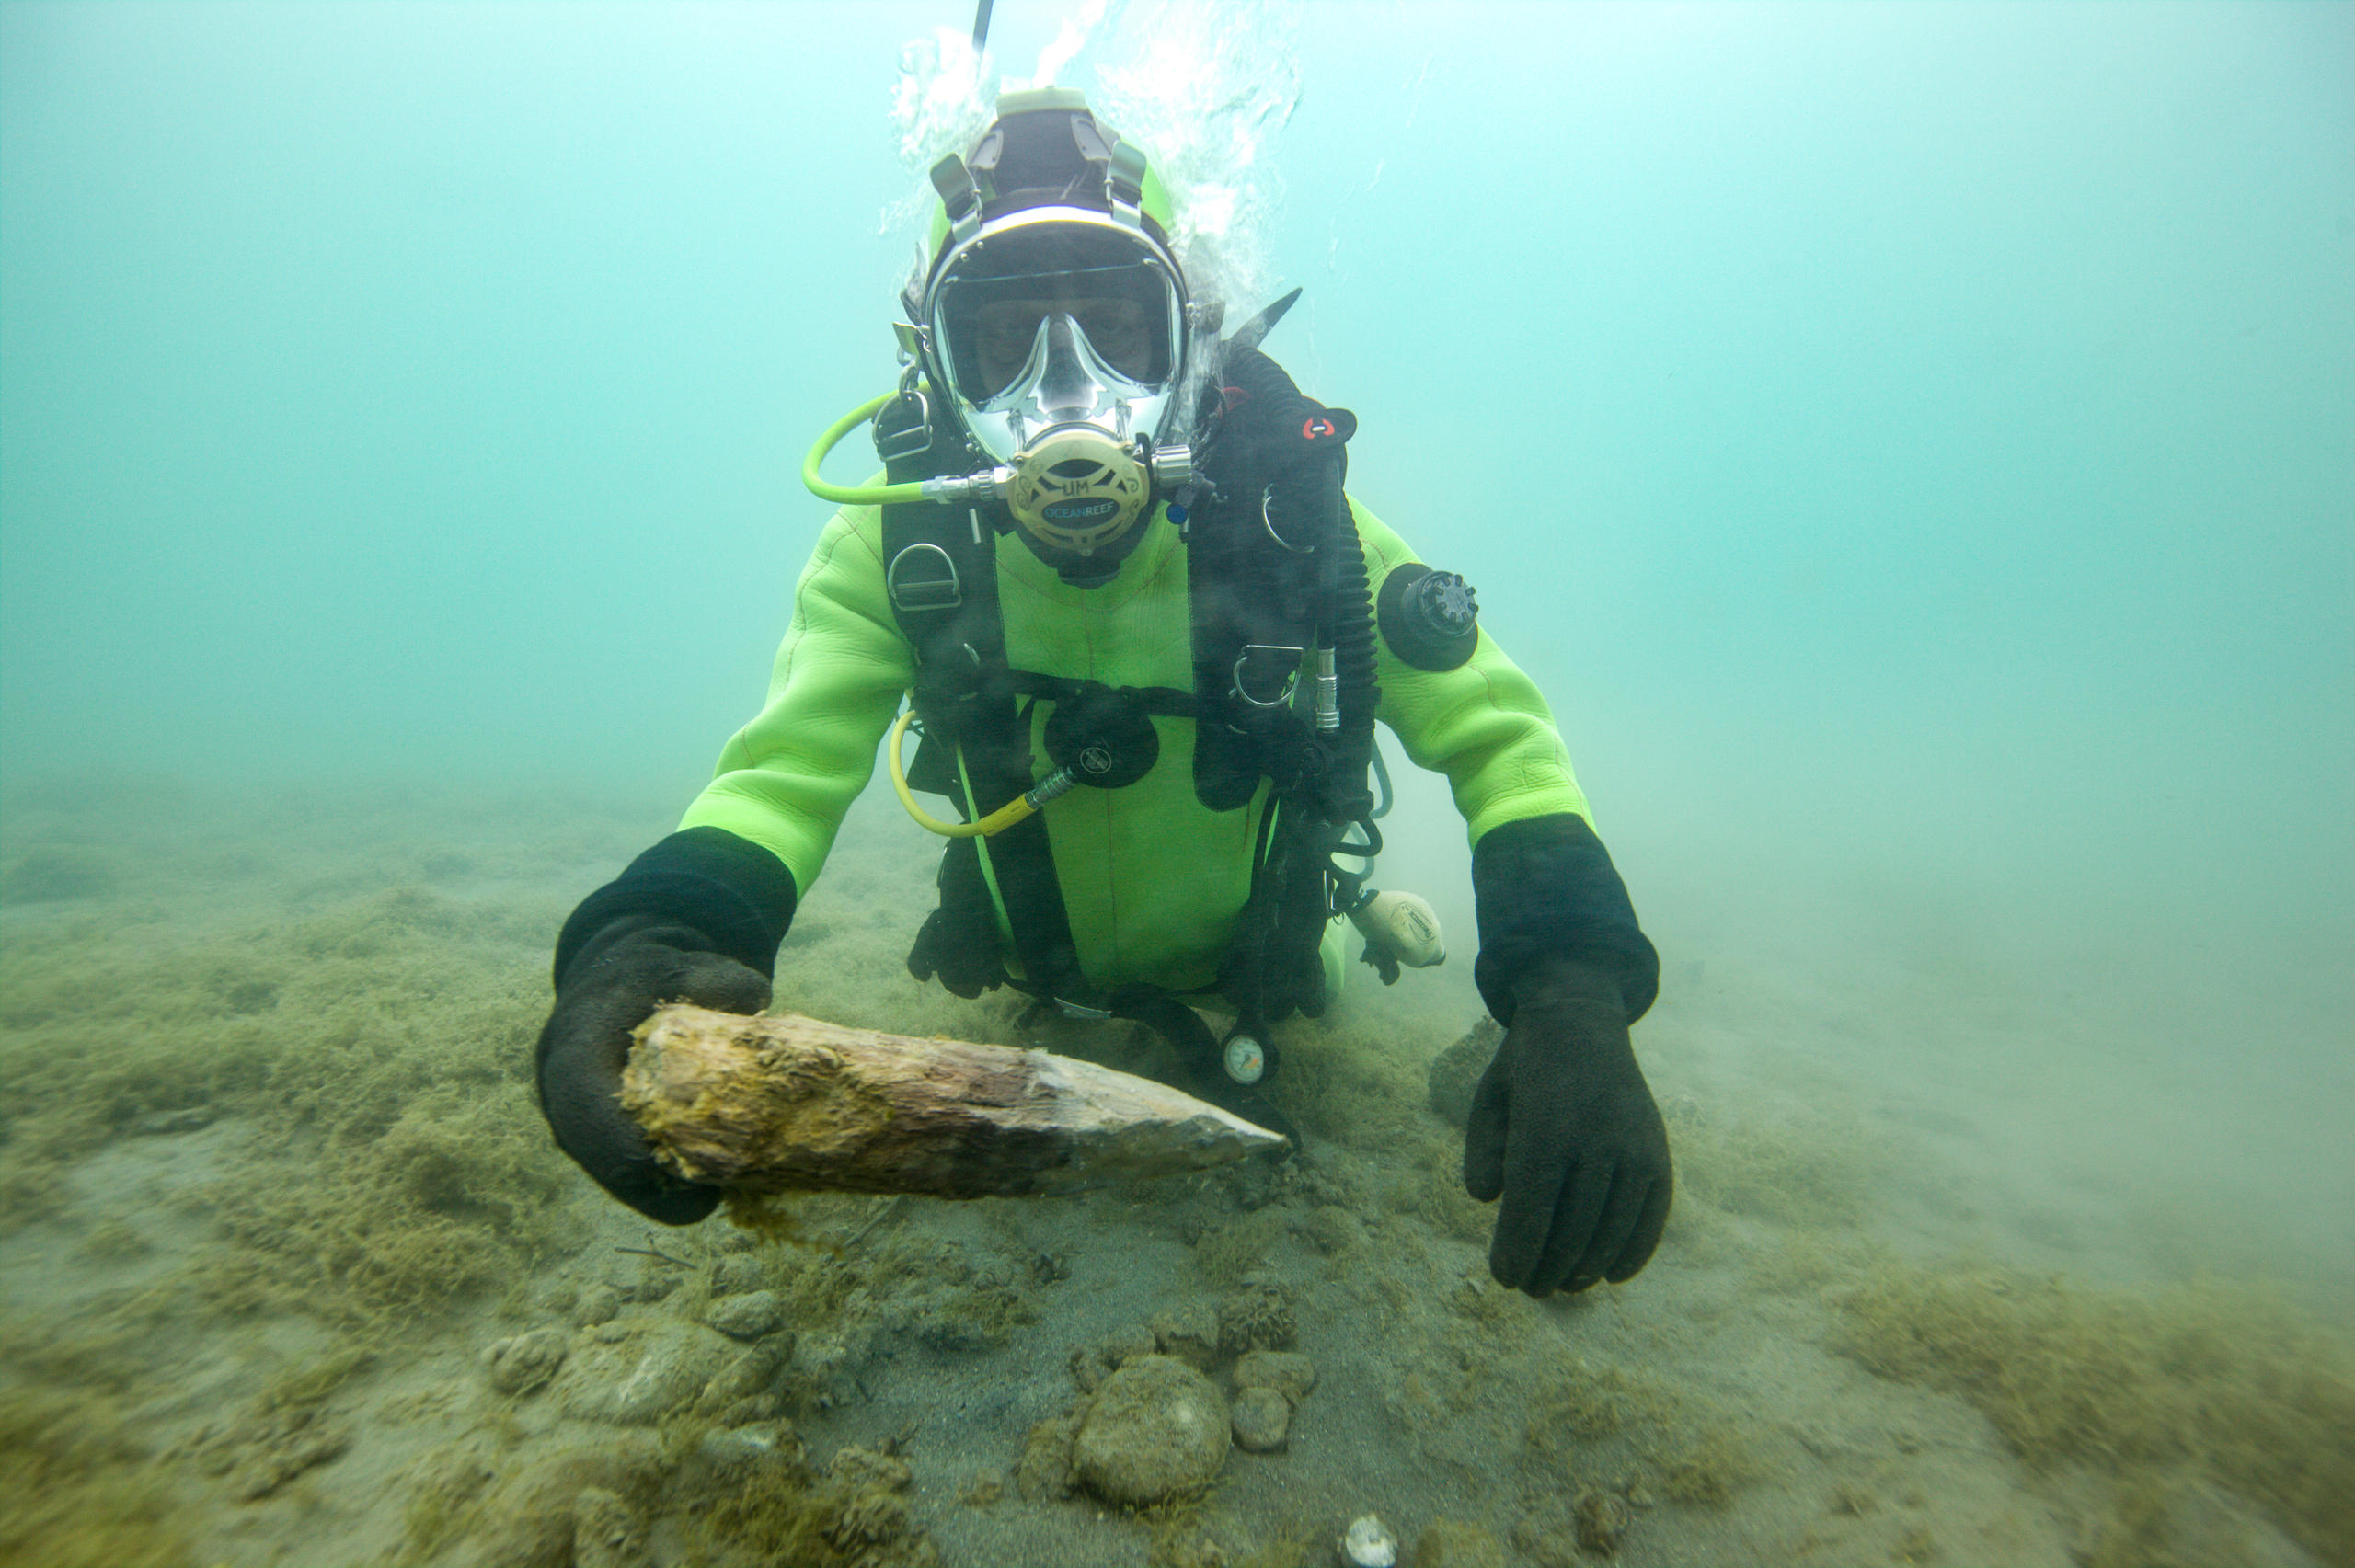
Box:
xmin=1260 ymin=484 xmax=1317 ymax=554
xmin=887 ymin=543 xmax=961 ymax=612
xmin=1232 ymin=644 xmax=1303 ymax=709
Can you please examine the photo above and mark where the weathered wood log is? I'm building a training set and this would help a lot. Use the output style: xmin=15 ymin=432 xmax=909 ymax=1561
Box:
xmin=619 ymin=1004 xmax=1286 ymax=1198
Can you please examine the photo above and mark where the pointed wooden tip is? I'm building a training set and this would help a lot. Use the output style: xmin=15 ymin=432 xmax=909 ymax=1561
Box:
xmin=620 ymin=1005 xmax=1286 ymax=1198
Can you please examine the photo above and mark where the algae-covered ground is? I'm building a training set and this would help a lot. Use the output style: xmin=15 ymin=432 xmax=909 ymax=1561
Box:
xmin=3 ymin=774 xmax=2349 ymax=1568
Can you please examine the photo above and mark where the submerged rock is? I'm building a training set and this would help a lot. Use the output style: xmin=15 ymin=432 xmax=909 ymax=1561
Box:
xmin=573 ymin=1285 xmax=623 ymax=1327
xmin=1017 ymin=1413 xmax=1083 ymax=1501
xmin=1151 ymin=1300 xmax=1220 ymax=1369
xmin=710 ymin=1254 xmax=767 ymax=1295
xmin=560 ymin=1321 xmax=731 ymax=1425
xmin=1233 ymin=1349 xmax=1316 ymax=1404
xmin=695 ymin=1342 xmax=784 ymax=1420
xmin=1575 ymin=1490 xmax=1632 ymax=1555
xmin=1104 ymin=1322 xmax=1159 ymax=1365
xmin=483 ymin=1329 xmax=568 ymax=1396
xmin=706 ymin=1289 xmax=783 ymax=1341
xmin=695 ymin=1420 xmax=804 ymax=1470
xmin=1073 ymin=1355 xmax=1227 ymax=1505
xmin=1230 ymin=1385 xmax=1291 ymax=1452
xmin=1427 ymin=1016 xmax=1502 ymax=1128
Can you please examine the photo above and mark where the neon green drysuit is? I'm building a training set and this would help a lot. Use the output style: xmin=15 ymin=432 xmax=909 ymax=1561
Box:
xmin=679 ymin=498 xmax=1592 ymax=995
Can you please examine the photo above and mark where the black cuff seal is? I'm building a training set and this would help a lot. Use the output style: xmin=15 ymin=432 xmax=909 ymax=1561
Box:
xmin=552 ymin=826 xmax=798 ymax=989
xmin=1472 ymin=813 xmax=1660 ymax=1027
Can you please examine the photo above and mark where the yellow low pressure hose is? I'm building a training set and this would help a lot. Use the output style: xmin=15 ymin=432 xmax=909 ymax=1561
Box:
xmin=803 ymin=393 xmax=930 ymax=508
xmin=888 ymin=704 xmax=1078 ymax=839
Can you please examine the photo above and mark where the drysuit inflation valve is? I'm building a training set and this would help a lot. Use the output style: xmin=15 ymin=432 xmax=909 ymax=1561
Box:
xmin=1377 ymin=563 xmax=1481 ymax=671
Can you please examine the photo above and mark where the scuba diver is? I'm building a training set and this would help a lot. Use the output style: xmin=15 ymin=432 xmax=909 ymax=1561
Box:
xmin=535 ymin=89 xmax=1671 ymax=1299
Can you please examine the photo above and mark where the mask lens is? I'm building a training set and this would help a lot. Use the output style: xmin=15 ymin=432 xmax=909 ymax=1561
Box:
xmin=973 ymin=294 xmax=1154 ymax=390
xmin=936 ymin=226 xmax=1178 ymax=403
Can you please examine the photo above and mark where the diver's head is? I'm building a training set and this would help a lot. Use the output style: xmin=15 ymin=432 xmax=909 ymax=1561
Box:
xmin=912 ymin=88 xmax=1199 ymax=581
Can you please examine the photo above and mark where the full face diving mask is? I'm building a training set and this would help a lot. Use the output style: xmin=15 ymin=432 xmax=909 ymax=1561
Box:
xmin=925 ymin=212 xmax=1192 ymax=557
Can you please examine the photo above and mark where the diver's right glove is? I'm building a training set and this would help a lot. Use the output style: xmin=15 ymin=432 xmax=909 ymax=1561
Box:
xmin=536 ymin=913 xmax=768 ymax=1224
xmin=534 ymin=828 xmax=795 ymax=1225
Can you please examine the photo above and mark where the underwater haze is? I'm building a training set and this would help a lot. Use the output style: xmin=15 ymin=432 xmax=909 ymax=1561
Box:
xmin=4 ymin=4 xmax=2351 ymax=1565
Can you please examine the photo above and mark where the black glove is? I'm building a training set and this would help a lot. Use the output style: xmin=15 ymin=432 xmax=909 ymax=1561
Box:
xmin=536 ymin=913 xmax=769 ymax=1224
xmin=1464 ymin=953 xmax=1672 ymax=1296
xmin=535 ymin=827 xmax=796 ymax=1225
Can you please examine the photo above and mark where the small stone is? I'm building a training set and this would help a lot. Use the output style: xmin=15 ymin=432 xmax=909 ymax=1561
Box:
xmin=1070 ymin=1345 xmax=1114 ymax=1392
xmin=1575 ymin=1490 xmax=1632 ymax=1556
xmin=709 ymin=1394 xmax=779 ymax=1427
xmin=570 ymin=1486 xmax=647 ymax=1568
xmin=1016 ymin=1413 xmax=1081 ymax=1501
xmin=1233 ymin=1349 xmax=1316 ymax=1404
xmin=483 ymin=1328 xmax=568 ymax=1395
xmin=1151 ymin=1300 xmax=1220 ymax=1369
xmin=711 ymin=1254 xmax=767 ymax=1295
xmin=1340 ymin=1514 xmax=1397 ymax=1568
xmin=1302 ymin=1205 xmax=1360 ymax=1254
xmin=696 ymin=1421 xmax=803 ymax=1469
xmin=1413 ymin=1518 xmax=1505 ymax=1568
xmin=574 ymin=1284 xmax=623 ymax=1327
xmin=1072 ymin=1355 xmax=1227 ymax=1505
xmin=1230 ymin=1385 xmax=1291 ymax=1452
xmin=706 ymin=1289 xmax=784 ymax=1341
xmin=697 ymin=1343 xmax=784 ymax=1413
xmin=562 ymin=1321 xmax=730 ymax=1425
xmin=796 ymin=1332 xmax=850 ymax=1379
xmin=1103 ymin=1322 xmax=1158 ymax=1366
xmin=620 ymin=1271 xmax=679 ymax=1303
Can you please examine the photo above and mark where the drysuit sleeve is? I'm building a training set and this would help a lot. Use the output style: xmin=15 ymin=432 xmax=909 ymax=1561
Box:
xmin=1352 ymin=500 xmax=1660 ymax=1025
xmin=549 ymin=506 xmax=912 ymax=981
xmin=675 ymin=505 xmax=916 ymax=894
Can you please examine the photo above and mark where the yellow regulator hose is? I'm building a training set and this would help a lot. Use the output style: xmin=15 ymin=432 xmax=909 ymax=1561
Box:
xmin=802 ymin=393 xmax=929 ymax=508
xmin=888 ymin=703 xmax=1078 ymax=839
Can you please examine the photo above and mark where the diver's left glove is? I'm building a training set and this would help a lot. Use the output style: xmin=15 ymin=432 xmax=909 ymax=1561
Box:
xmin=536 ymin=828 xmax=796 ymax=1225
xmin=1463 ymin=953 xmax=1671 ymax=1296
xmin=1465 ymin=813 xmax=1669 ymax=1296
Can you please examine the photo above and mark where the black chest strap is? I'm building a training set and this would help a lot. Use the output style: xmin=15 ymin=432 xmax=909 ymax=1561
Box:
xmin=879 ymin=420 xmax=1084 ymax=1001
